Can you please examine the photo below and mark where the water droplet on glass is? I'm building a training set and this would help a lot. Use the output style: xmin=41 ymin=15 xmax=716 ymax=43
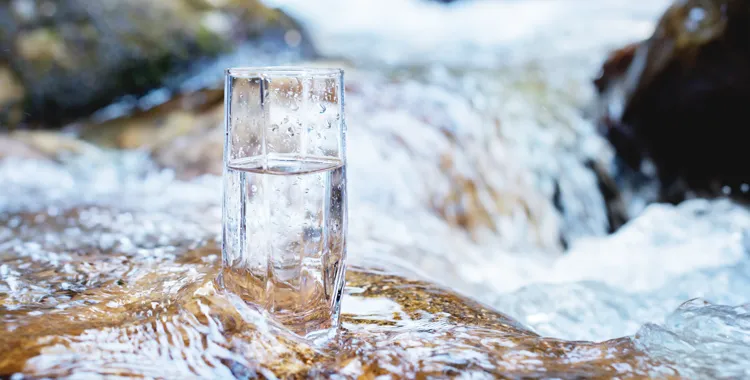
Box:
xmin=290 ymin=103 xmax=299 ymax=111
xmin=319 ymin=104 xmax=326 ymax=114
xmin=271 ymin=124 xmax=279 ymax=132
xmin=335 ymin=113 xmax=340 ymax=120
xmin=251 ymin=185 xmax=257 ymax=192
xmin=326 ymin=121 xmax=332 ymax=129
xmin=282 ymin=116 xmax=289 ymax=124
xmin=288 ymin=127 xmax=295 ymax=136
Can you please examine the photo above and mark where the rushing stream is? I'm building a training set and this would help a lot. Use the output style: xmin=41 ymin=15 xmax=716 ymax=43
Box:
xmin=1 ymin=0 xmax=750 ymax=378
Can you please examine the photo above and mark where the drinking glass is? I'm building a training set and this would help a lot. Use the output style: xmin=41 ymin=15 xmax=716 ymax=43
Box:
xmin=220 ymin=67 xmax=347 ymax=342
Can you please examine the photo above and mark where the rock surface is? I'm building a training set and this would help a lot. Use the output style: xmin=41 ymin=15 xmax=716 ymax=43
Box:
xmin=0 ymin=0 xmax=313 ymax=127
xmin=594 ymin=0 xmax=750 ymax=202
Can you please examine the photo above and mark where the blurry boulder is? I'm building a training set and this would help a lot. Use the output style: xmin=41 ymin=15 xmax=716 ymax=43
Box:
xmin=594 ymin=0 xmax=750 ymax=202
xmin=0 ymin=0 xmax=314 ymax=127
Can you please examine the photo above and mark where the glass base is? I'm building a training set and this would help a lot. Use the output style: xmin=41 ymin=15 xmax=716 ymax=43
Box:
xmin=218 ymin=269 xmax=342 ymax=347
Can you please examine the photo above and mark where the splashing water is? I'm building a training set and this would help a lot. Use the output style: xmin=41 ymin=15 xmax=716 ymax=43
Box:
xmin=263 ymin=0 xmax=672 ymax=68
xmin=2 ymin=0 xmax=750 ymax=377
xmin=0 ymin=155 xmax=680 ymax=377
xmin=2 ymin=130 xmax=750 ymax=378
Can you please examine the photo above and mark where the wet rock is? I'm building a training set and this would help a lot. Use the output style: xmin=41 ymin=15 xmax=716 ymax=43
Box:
xmin=0 ymin=0 xmax=314 ymax=127
xmin=0 ymin=206 xmax=680 ymax=378
xmin=594 ymin=0 xmax=750 ymax=203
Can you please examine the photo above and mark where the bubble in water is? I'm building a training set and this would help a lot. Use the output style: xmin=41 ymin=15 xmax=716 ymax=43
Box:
xmin=319 ymin=104 xmax=327 ymax=114
xmin=271 ymin=124 xmax=279 ymax=132
xmin=290 ymin=103 xmax=299 ymax=111
xmin=288 ymin=127 xmax=295 ymax=136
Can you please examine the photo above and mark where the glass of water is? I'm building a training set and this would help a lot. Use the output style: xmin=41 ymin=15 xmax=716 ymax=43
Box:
xmin=221 ymin=67 xmax=347 ymax=342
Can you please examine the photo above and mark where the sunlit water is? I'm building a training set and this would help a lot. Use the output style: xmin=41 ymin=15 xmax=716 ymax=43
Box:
xmin=2 ymin=0 xmax=749 ymax=378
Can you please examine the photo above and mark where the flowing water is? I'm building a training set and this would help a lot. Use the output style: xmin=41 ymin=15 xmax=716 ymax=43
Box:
xmin=2 ymin=0 xmax=750 ymax=378
xmin=0 ymin=155 xmax=680 ymax=378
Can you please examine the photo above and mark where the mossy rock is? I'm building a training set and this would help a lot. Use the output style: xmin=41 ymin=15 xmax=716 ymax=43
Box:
xmin=0 ymin=0 xmax=315 ymax=128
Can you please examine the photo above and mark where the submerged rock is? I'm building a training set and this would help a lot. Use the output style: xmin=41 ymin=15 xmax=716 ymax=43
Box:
xmin=0 ymin=0 xmax=313 ymax=127
xmin=594 ymin=0 xmax=750 ymax=203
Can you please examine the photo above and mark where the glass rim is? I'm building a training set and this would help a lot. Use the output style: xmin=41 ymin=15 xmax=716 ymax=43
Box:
xmin=225 ymin=66 xmax=344 ymax=78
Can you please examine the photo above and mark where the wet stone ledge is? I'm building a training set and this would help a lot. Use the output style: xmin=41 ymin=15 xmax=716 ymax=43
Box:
xmin=0 ymin=191 xmax=680 ymax=378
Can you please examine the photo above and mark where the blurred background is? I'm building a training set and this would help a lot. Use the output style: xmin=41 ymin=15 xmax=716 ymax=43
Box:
xmin=1 ymin=0 xmax=750 ymax=377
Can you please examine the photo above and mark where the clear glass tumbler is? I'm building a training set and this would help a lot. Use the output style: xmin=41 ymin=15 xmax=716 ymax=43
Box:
xmin=221 ymin=67 xmax=347 ymax=342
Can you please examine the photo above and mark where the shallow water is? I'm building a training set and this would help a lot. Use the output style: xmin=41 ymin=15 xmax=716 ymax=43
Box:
xmin=0 ymin=146 xmax=747 ymax=378
xmin=3 ymin=0 xmax=750 ymax=377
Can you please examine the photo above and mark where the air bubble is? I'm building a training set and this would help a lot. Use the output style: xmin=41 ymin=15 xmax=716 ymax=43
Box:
xmin=319 ymin=104 xmax=327 ymax=114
